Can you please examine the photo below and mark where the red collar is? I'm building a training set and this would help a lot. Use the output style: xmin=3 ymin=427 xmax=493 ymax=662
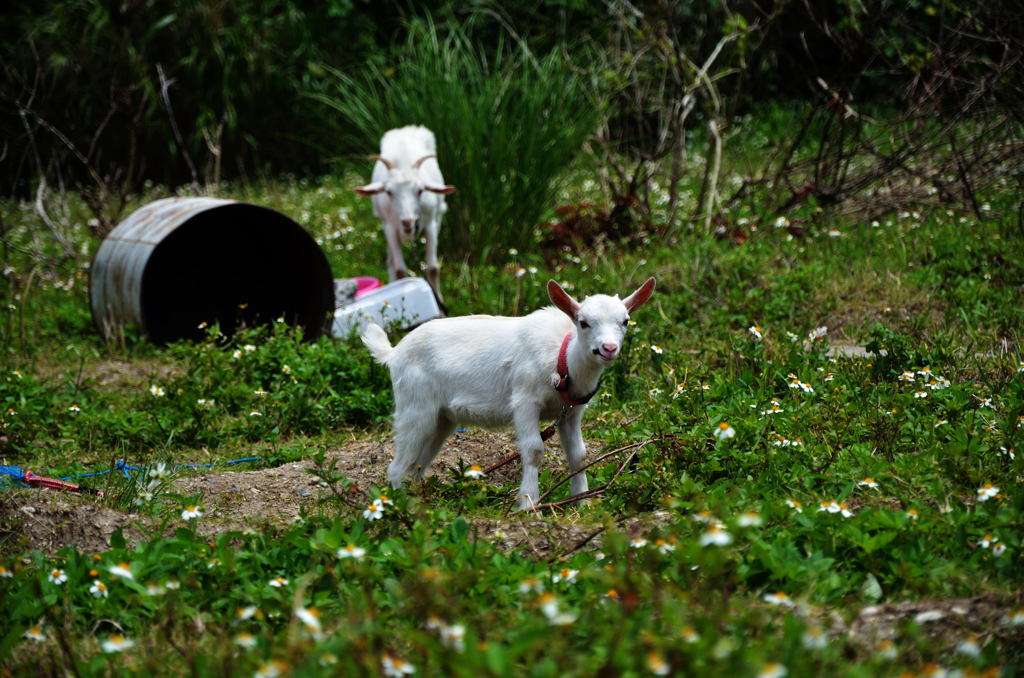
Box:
xmin=554 ymin=332 xmax=600 ymax=407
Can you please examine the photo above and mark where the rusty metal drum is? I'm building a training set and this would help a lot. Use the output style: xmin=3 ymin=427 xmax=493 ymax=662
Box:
xmin=89 ymin=197 xmax=334 ymax=343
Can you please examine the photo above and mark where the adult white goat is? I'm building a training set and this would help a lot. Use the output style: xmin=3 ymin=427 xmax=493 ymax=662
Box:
xmin=355 ymin=125 xmax=454 ymax=304
xmin=361 ymin=277 xmax=656 ymax=510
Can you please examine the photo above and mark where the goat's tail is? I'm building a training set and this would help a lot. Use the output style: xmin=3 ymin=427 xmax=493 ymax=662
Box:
xmin=360 ymin=323 xmax=394 ymax=365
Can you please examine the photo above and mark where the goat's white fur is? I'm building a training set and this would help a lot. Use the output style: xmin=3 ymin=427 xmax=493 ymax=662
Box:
xmin=361 ymin=277 xmax=656 ymax=510
xmin=355 ymin=125 xmax=454 ymax=302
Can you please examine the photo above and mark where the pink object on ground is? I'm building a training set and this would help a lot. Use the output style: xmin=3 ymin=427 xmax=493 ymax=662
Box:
xmin=353 ymin=277 xmax=382 ymax=298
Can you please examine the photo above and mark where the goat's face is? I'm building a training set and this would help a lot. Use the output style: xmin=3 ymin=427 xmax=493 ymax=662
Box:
xmin=355 ymin=161 xmax=455 ymax=237
xmin=383 ymin=172 xmax=424 ymax=237
xmin=574 ymin=296 xmax=632 ymax=364
xmin=548 ymin=277 xmax=657 ymax=365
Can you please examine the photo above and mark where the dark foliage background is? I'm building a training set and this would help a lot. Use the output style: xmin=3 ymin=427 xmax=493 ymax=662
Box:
xmin=1 ymin=0 xmax=1021 ymax=196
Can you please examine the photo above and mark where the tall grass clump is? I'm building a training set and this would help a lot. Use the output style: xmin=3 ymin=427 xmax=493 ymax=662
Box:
xmin=315 ymin=19 xmax=601 ymax=262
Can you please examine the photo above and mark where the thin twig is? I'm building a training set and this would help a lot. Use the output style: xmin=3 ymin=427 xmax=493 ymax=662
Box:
xmin=500 ymin=438 xmax=653 ymax=517
xmin=533 ymin=437 xmax=653 ymax=506
xmin=483 ymin=452 xmax=520 ymax=476
xmin=533 ymin=488 xmax=608 ymax=510
xmin=20 ymin=108 xmax=105 ymax=189
xmin=702 ymin=119 xmax=723 ymax=232
xmin=156 ymin=63 xmax=198 ymax=185
xmin=551 ymin=526 xmax=606 ymax=561
xmin=947 ymin=129 xmax=982 ymax=220
xmin=33 ymin=178 xmax=76 ymax=260
xmin=532 ymin=450 xmax=639 ymax=511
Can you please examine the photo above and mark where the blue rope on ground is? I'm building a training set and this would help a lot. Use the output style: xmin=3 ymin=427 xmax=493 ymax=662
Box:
xmin=0 ymin=465 xmax=27 ymax=487
xmin=0 ymin=456 xmax=262 ymax=491
xmin=176 ymin=456 xmax=261 ymax=469
xmin=61 ymin=459 xmax=141 ymax=481
xmin=60 ymin=456 xmax=262 ymax=480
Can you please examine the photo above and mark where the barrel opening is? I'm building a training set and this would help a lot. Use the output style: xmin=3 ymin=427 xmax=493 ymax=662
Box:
xmin=138 ymin=204 xmax=332 ymax=344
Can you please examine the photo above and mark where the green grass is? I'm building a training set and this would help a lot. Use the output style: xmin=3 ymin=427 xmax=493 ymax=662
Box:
xmin=1 ymin=112 xmax=1023 ymax=676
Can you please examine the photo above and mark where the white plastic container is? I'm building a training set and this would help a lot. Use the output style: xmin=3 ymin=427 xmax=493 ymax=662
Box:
xmin=331 ymin=277 xmax=442 ymax=337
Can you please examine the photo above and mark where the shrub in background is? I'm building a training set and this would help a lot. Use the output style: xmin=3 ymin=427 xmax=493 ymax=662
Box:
xmin=315 ymin=19 xmax=602 ymax=263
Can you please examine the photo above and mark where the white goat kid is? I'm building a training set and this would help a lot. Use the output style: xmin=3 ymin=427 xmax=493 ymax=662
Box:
xmin=361 ymin=277 xmax=656 ymax=510
xmin=355 ymin=125 xmax=454 ymax=303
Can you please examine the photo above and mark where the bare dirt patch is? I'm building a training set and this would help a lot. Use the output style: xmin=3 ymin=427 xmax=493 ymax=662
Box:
xmin=0 ymin=430 xmax=607 ymax=557
xmin=87 ymin=359 xmax=181 ymax=388
xmin=846 ymin=595 xmax=1024 ymax=656
xmin=172 ymin=430 xmax=526 ymax=533
xmin=0 ymin=493 xmax=148 ymax=556
xmin=36 ymin=356 xmax=182 ymax=390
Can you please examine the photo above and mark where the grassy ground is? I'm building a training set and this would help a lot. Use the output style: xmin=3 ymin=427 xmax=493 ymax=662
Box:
xmin=1 ymin=121 xmax=1022 ymax=676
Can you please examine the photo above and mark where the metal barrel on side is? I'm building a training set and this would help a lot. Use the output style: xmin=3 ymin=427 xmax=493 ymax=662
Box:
xmin=89 ymin=197 xmax=334 ymax=344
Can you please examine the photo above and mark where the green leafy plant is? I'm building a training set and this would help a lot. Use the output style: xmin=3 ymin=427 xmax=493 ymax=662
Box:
xmin=315 ymin=18 xmax=602 ymax=261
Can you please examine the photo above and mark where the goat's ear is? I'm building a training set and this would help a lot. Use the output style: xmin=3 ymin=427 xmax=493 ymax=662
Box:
xmin=355 ymin=182 xmax=386 ymax=195
xmin=548 ymin=280 xmax=580 ymax=319
xmin=623 ymin=277 xmax=656 ymax=313
xmin=424 ymin=184 xmax=456 ymax=194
